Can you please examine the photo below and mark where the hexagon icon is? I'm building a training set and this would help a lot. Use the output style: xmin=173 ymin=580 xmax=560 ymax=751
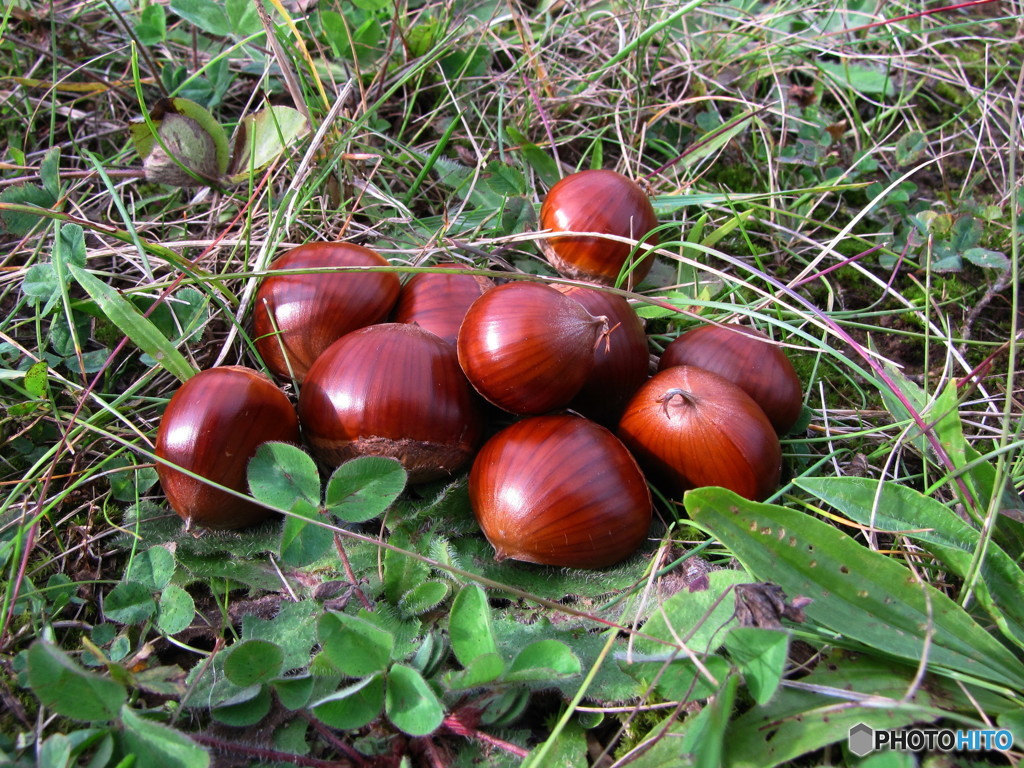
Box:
xmin=848 ymin=723 xmax=874 ymax=757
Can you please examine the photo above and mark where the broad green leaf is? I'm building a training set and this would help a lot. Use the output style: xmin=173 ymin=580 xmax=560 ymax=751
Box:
xmin=383 ymin=529 xmax=430 ymax=604
xmin=225 ymin=0 xmax=262 ymax=37
xmin=319 ymin=611 xmax=394 ymax=677
xmin=169 ymin=0 xmax=230 ymax=37
xmin=686 ymin=487 xmax=1024 ymax=688
xmin=248 ymin=441 xmax=320 ymax=510
xmin=130 ymin=97 xmax=230 ymax=181
xmin=0 ymin=183 xmax=54 ymax=235
xmin=279 ymin=497 xmax=334 ymax=567
xmin=242 ymin=600 xmax=319 ymax=671
xmin=211 ymin=685 xmax=272 ymax=726
xmin=125 ymin=546 xmax=175 ymax=591
xmin=724 ymin=628 xmax=788 ymax=705
xmin=40 ymin=146 xmax=61 ymax=199
xmin=120 ymin=705 xmax=210 ymax=768
xmin=223 ymin=639 xmax=285 ymax=687
xmin=505 ymin=639 xmax=581 ymax=682
xmin=443 ymin=652 xmax=505 ymax=691
xmin=325 ymin=456 xmax=406 ymax=523
xmin=24 ymin=360 xmax=48 ymax=398
xmin=506 ymin=126 xmax=560 ymax=188
xmin=158 ymin=585 xmax=195 ymax=635
xmin=386 ymin=664 xmax=444 ymax=736
xmin=723 ymin=651 xmax=937 ymax=768
xmin=895 ymin=130 xmax=926 ymax=166
xmin=27 ymin=641 xmax=127 ymax=722
xmin=227 ymin=106 xmax=308 ymax=183
xmin=135 ymin=3 xmax=167 ymax=45
xmin=818 ymin=60 xmax=896 ymax=96
xmin=311 ymin=674 xmax=384 ymax=730
xmin=964 ymin=247 xmax=1010 ymax=270
xmin=21 ymin=263 xmax=60 ymax=306
xmin=143 ymin=113 xmax=220 ymax=185
xmin=449 ymin=584 xmax=498 ymax=666
xmin=104 ymin=581 xmax=157 ymax=625
xmin=273 ymin=674 xmax=314 ymax=710
xmin=67 ymin=263 xmax=196 ymax=382
xmin=626 ymin=653 xmax=730 ymax=703
xmin=797 ymin=476 xmax=1024 ymax=647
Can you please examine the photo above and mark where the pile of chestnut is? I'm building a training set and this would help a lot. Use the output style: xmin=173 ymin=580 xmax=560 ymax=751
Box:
xmin=155 ymin=170 xmax=802 ymax=569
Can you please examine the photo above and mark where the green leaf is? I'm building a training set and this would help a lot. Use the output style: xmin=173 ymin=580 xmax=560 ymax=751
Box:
xmin=386 ymin=664 xmax=444 ymax=736
xmin=383 ymin=529 xmax=430 ymax=604
xmin=248 ymin=441 xmax=320 ymax=510
xmin=135 ymin=3 xmax=167 ymax=45
xmin=505 ymin=639 xmax=581 ymax=682
xmin=279 ymin=497 xmax=334 ymax=567
xmin=125 ymin=546 xmax=175 ymax=591
xmin=40 ymin=146 xmax=61 ymax=199
xmin=273 ymin=674 xmax=315 ymax=710
xmin=120 ymin=705 xmax=210 ymax=768
xmin=311 ymin=673 xmax=385 ymax=730
xmin=67 ymin=263 xmax=196 ymax=382
xmin=27 ymin=641 xmax=127 ymax=722
xmin=627 ymin=653 xmax=731 ymax=703
xmin=319 ymin=611 xmax=394 ymax=677
xmin=225 ymin=0 xmax=262 ymax=37
xmin=724 ymin=628 xmax=788 ymax=705
xmin=242 ymin=599 xmax=319 ymax=671
xmin=443 ymin=652 xmax=505 ymax=691
xmin=894 ymin=130 xmax=926 ymax=166
xmin=325 ymin=456 xmax=406 ymax=523
xmin=223 ymin=639 xmax=285 ymax=687
xmin=797 ymin=476 xmax=1024 ymax=647
xmin=130 ymin=98 xmax=230 ymax=183
xmin=227 ymin=106 xmax=308 ymax=183
xmin=449 ymin=584 xmax=498 ymax=666
xmin=506 ymin=126 xmax=562 ymax=189
xmin=685 ymin=487 xmax=1024 ymax=688
xmin=158 ymin=584 xmax=195 ymax=635
xmin=104 ymin=581 xmax=157 ymax=625
xmin=964 ymin=247 xmax=1010 ymax=270
xmin=169 ymin=0 xmax=231 ymax=37
xmin=818 ymin=59 xmax=895 ymax=96
xmin=22 ymin=263 xmax=60 ymax=307
xmin=211 ymin=685 xmax=272 ymax=726
xmin=398 ymin=581 xmax=450 ymax=617
xmin=722 ymin=651 xmax=936 ymax=768
xmin=38 ymin=733 xmax=71 ymax=768
xmin=23 ymin=360 xmax=48 ymax=398
xmin=0 ymin=183 xmax=55 ymax=235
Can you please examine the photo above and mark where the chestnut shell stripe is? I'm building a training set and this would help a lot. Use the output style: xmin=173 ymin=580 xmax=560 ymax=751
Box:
xmin=540 ymin=170 xmax=659 ymax=287
xmin=457 ymin=282 xmax=604 ymax=415
xmin=299 ymin=323 xmax=483 ymax=483
xmin=555 ymin=284 xmax=650 ymax=426
xmin=155 ymin=366 xmax=300 ymax=529
xmin=658 ymin=324 xmax=802 ymax=434
xmin=392 ymin=265 xmax=495 ymax=346
xmin=469 ymin=414 xmax=652 ymax=569
xmin=618 ymin=366 xmax=781 ymax=502
xmin=253 ymin=242 xmax=400 ymax=382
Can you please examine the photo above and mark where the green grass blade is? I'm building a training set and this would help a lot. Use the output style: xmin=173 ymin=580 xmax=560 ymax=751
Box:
xmin=67 ymin=264 xmax=196 ymax=382
xmin=685 ymin=486 xmax=1024 ymax=690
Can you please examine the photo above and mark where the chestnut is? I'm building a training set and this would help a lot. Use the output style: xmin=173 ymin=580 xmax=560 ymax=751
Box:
xmin=469 ymin=414 xmax=652 ymax=569
xmin=539 ymin=169 xmax=659 ymax=288
xmin=658 ymin=323 xmax=802 ymax=434
xmin=554 ymin=283 xmax=650 ymax=426
xmin=253 ymin=241 xmax=400 ymax=382
xmin=155 ymin=366 xmax=300 ymax=530
xmin=392 ymin=264 xmax=494 ymax=346
xmin=456 ymin=281 xmax=609 ymax=415
xmin=618 ymin=365 xmax=781 ymax=501
xmin=299 ymin=323 xmax=483 ymax=483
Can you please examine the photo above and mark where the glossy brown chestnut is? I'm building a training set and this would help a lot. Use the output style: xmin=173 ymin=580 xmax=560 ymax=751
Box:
xmin=658 ymin=324 xmax=802 ymax=434
xmin=539 ymin=169 xmax=659 ymax=288
xmin=554 ymin=283 xmax=650 ymax=426
xmin=618 ymin=366 xmax=781 ymax=501
xmin=392 ymin=264 xmax=494 ymax=346
xmin=253 ymin=241 xmax=400 ymax=382
xmin=299 ymin=323 xmax=483 ymax=483
xmin=469 ymin=414 xmax=652 ymax=568
xmin=155 ymin=366 xmax=300 ymax=530
xmin=457 ymin=281 xmax=608 ymax=415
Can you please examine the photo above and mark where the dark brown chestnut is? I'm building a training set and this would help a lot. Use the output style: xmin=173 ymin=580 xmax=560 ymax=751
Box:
xmin=155 ymin=366 xmax=300 ymax=530
xmin=554 ymin=283 xmax=649 ymax=426
xmin=469 ymin=414 xmax=652 ymax=568
xmin=299 ymin=323 xmax=483 ymax=483
xmin=539 ymin=169 xmax=659 ymax=288
xmin=253 ymin=241 xmax=400 ymax=382
xmin=392 ymin=264 xmax=494 ymax=346
xmin=618 ymin=366 xmax=781 ymax=501
xmin=658 ymin=324 xmax=802 ymax=434
xmin=456 ymin=281 xmax=608 ymax=415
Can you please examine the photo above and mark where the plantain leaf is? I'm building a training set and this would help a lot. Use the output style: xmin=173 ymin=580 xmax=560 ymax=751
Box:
xmin=685 ymin=486 xmax=1024 ymax=689
xmin=67 ymin=264 xmax=195 ymax=382
xmin=797 ymin=475 xmax=1024 ymax=648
